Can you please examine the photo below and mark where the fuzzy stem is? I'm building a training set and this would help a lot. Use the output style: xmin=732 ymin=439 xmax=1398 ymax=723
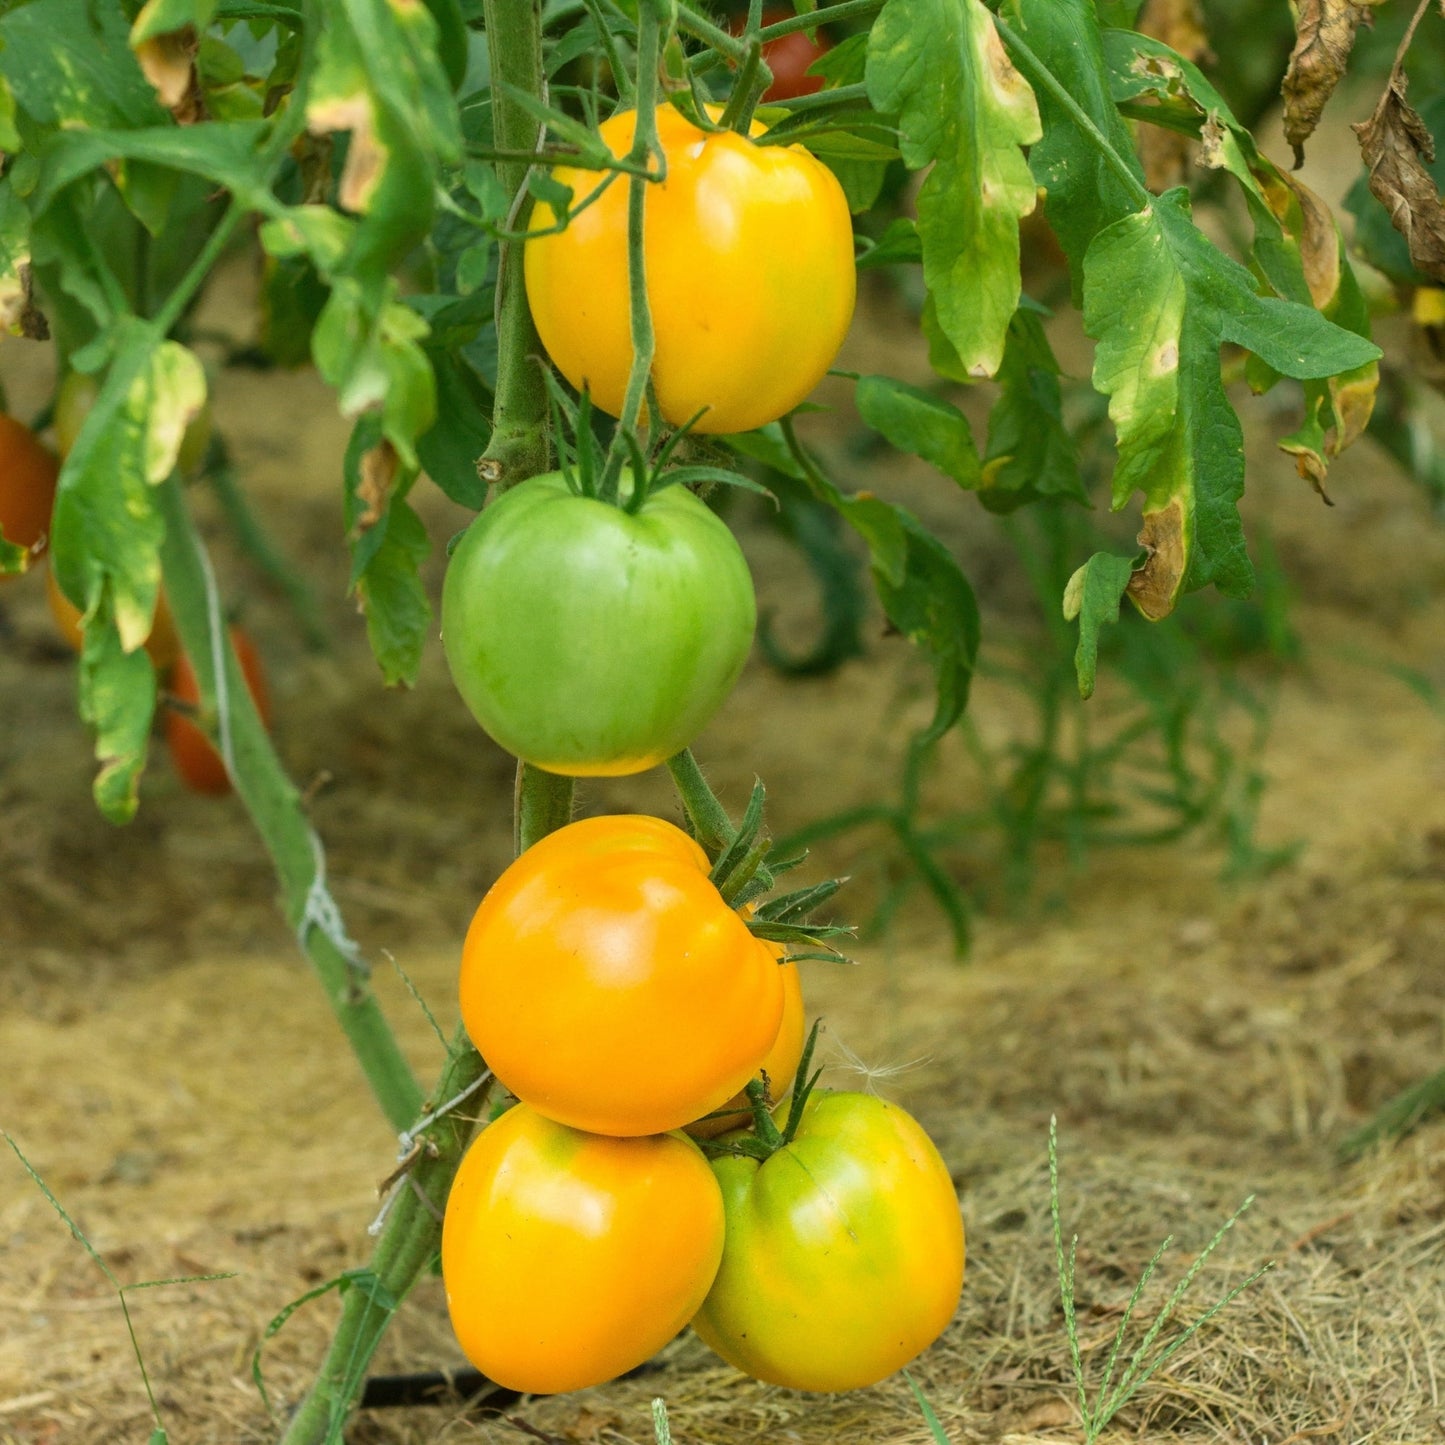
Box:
xmin=666 ymin=748 xmax=738 ymax=851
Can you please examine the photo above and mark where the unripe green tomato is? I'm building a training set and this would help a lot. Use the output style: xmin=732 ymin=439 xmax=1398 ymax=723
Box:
xmin=693 ymin=1091 xmax=966 ymax=1391
xmin=441 ymin=472 xmax=756 ymax=776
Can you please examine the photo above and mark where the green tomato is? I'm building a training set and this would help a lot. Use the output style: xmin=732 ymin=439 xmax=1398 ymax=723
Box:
xmin=692 ymin=1091 xmax=965 ymax=1392
xmin=441 ymin=472 xmax=756 ymax=777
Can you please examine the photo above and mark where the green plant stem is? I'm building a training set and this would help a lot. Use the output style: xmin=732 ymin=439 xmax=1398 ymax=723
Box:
xmin=763 ymin=81 xmax=870 ymax=114
xmin=676 ymin=2 xmax=747 ymax=61
xmin=667 ymin=748 xmax=737 ymax=851
xmin=154 ymin=477 xmax=424 ymax=1132
xmin=279 ymin=766 xmax=576 ymax=1445
xmin=993 ymin=16 xmax=1152 ymax=211
xmin=759 ymin=0 xmax=880 ymax=38
xmin=478 ymin=0 xmax=551 ymax=488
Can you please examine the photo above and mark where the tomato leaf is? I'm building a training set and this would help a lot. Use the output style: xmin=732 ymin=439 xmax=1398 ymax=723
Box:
xmin=856 ymin=217 xmax=922 ymax=270
xmin=344 ymin=419 xmax=432 ymax=687
xmin=80 ymin=606 xmax=159 ymax=822
xmin=418 ymin=349 xmax=491 ymax=509
xmin=868 ymin=0 xmax=1041 ymax=378
xmin=1062 ymin=550 xmax=1137 ymax=699
xmin=1084 ymin=189 xmax=1380 ymax=618
xmin=980 ymin=307 xmax=1088 ymax=512
xmin=854 ymin=374 xmax=981 ymax=490
xmin=874 ymin=511 xmax=980 ymax=741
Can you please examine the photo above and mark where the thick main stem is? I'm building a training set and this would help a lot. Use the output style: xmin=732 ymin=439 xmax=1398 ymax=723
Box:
xmin=155 ymin=478 xmax=424 ymax=1133
xmin=479 ymin=0 xmax=551 ymax=488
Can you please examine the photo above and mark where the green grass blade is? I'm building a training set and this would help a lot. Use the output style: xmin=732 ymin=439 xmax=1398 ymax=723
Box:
xmin=903 ymin=1370 xmax=952 ymax=1444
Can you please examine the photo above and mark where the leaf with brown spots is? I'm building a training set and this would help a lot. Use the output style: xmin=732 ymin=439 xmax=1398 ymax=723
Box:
xmin=1283 ymin=0 xmax=1381 ymax=168
xmin=1135 ymin=0 xmax=1211 ymax=191
xmin=1354 ymin=70 xmax=1445 ymax=286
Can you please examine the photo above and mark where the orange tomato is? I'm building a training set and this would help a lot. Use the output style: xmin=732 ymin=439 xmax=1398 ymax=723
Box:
xmin=687 ymin=955 xmax=805 ymax=1139
xmin=0 ymin=414 xmax=59 ymax=574
xmin=164 ymin=627 xmax=271 ymax=795
xmin=459 ymin=814 xmax=786 ymax=1136
xmin=45 ymin=563 xmax=182 ymax=674
xmin=442 ymin=1102 xmax=724 ymax=1394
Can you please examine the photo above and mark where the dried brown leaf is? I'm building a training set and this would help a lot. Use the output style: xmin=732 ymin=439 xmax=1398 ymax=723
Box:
xmin=0 ymin=260 xmax=50 ymax=340
xmin=353 ymin=439 xmax=398 ymax=535
xmin=1135 ymin=0 xmax=1212 ymax=190
xmin=1283 ymin=0 xmax=1377 ymax=168
xmin=1353 ymin=72 xmax=1445 ymax=285
xmin=134 ymin=28 xmax=204 ymax=124
xmin=1126 ymin=499 xmax=1186 ymax=622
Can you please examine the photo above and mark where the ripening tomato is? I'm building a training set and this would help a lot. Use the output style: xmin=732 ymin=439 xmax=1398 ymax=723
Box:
xmin=442 ymin=1102 xmax=725 ymax=1394
xmin=730 ymin=10 xmax=833 ymax=101
xmin=686 ymin=954 xmax=804 ymax=1139
xmin=45 ymin=563 xmax=183 ymax=674
xmin=693 ymin=1091 xmax=965 ymax=1391
xmin=524 ymin=105 xmax=855 ymax=434
xmin=459 ymin=814 xmax=786 ymax=1137
xmin=441 ymin=470 xmax=755 ymax=777
xmin=0 ymin=414 xmax=59 ymax=574
xmin=164 ymin=627 xmax=272 ymax=795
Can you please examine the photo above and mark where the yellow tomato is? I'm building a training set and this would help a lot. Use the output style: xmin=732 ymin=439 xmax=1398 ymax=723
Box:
xmin=687 ymin=955 xmax=805 ymax=1139
xmin=442 ymin=1102 xmax=725 ymax=1394
xmin=459 ymin=814 xmax=786 ymax=1137
xmin=524 ymin=105 xmax=856 ymax=434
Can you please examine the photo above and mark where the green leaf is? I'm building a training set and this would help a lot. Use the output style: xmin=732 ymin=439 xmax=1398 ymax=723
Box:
xmin=857 ymin=216 xmax=921 ymax=269
xmin=79 ymin=606 xmax=158 ymax=822
xmin=0 ymin=0 xmax=169 ymax=131
xmin=872 ymin=511 xmax=980 ymax=741
xmin=344 ymin=421 xmax=433 ymax=687
xmin=304 ymin=0 xmax=460 ymax=281
xmin=0 ymin=62 xmax=19 ymax=154
xmin=868 ymin=0 xmax=1041 ymax=378
xmin=312 ymin=279 xmax=436 ymax=470
xmin=131 ymin=0 xmax=219 ymax=46
xmin=855 ymin=374 xmax=981 ymax=489
xmin=1003 ymin=0 xmax=1143 ymax=298
xmin=1062 ymin=551 xmax=1136 ymax=698
xmin=980 ymin=306 xmax=1087 ymax=512
xmin=417 ymin=348 xmax=491 ymax=508
xmin=0 ymin=179 xmax=42 ymax=339
xmin=1084 ymin=189 xmax=1380 ymax=618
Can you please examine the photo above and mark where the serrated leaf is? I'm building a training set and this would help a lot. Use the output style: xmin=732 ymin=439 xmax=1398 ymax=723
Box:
xmin=872 ymin=510 xmax=980 ymax=740
xmin=79 ymin=607 xmax=158 ymax=822
xmin=868 ymin=0 xmax=1040 ymax=378
xmin=980 ymin=306 xmax=1087 ymax=511
xmin=1062 ymin=551 xmax=1136 ymax=698
xmin=1004 ymin=0 xmax=1144 ymax=299
xmin=1103 ymin=29 xmax=1379 ymax=485
xmin=855 ymin=374 xmax=980 ymax=488
xmin=417 ymin=349 xmax=490 ymax=508
xmin=1084 ymin=188 xmax=1381 ymax=618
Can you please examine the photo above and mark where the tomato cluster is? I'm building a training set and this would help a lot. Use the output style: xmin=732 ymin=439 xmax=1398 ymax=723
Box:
xmin=439 ymin=94 xmax=961 ymax=1397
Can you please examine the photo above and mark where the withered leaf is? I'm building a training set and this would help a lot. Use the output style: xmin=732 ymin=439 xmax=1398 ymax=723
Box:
xmin=1136 ymin=0 xmax=1211 ymax=191
xmin=354 ymin=439 xmax=399 ymax=534
xmin=1353 ymin=71 xmax=1445 ymax=285
xmin=1283 ymin=0 xmax=1378 ymax=168
xmin=1126 ymin=500 xmax=1187 ymax=622
xmin=134 ymin=28 xmax=204 ymax=124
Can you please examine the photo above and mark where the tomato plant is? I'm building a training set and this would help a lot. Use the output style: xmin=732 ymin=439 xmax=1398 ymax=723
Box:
xmin=459 ymin=813 xmax=785 ymax=1136
xmin=693 ymin=1090 xmax=966 ymax=1391
xmin=441 ymin=470 xmax=756 ymax=776
xmin=523 ymin=103 xmax=856 ymax=434
xmin=0 ymin=414 xmax=58 ymax=574
xmin=441 ymin=1101 xmax=724 ymax=1394
xmin=164 ymin=627 xmax=271 ymax=795
xmin=54 ymin=370 xmax=212 ymax=476
xmin=46 ymin=564 xmax=182 ymax=673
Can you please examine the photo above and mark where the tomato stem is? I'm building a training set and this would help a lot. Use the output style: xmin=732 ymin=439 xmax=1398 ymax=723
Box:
xmin=667 ymin=747 xmax=738 ymax=852
xmin=477 ymin=0 xmax=552 ymax=488
xmin=745 ymin=1078 xmax=785 ymax=1150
